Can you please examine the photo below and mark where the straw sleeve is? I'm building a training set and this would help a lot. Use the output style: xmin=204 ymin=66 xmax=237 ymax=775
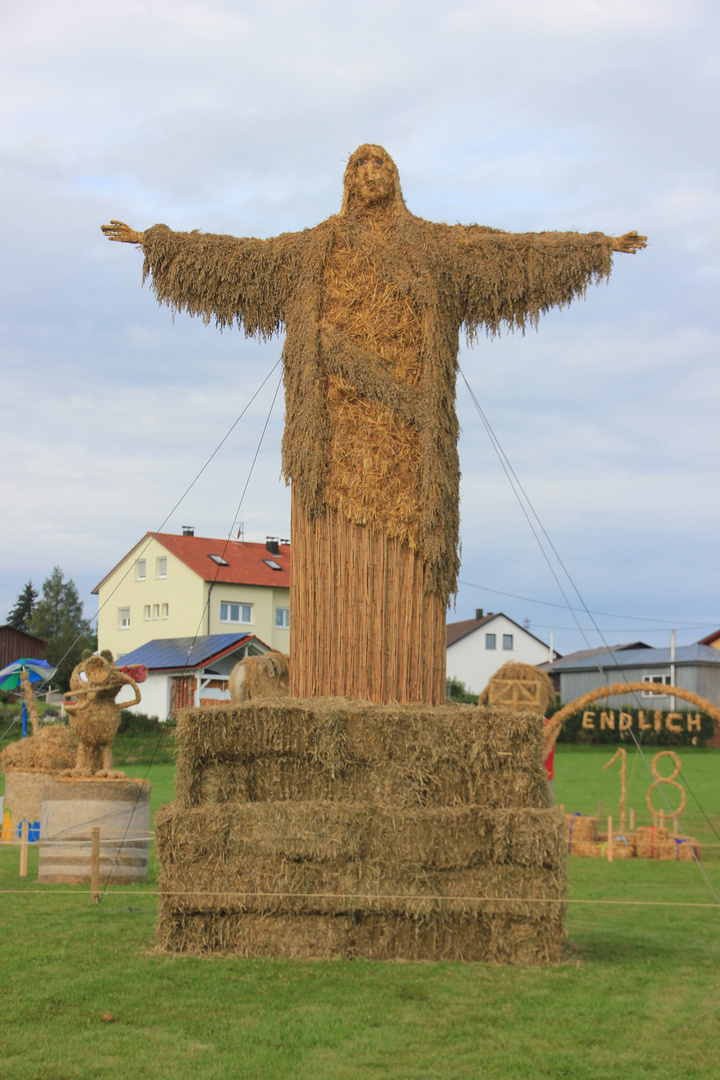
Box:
xmin=458 ymin=226 xmax=614 ymax=338
xmin=141 ymin=224 xmax=305 ymax=339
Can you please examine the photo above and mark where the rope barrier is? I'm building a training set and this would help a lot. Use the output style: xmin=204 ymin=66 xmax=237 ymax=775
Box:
xmin=0 ymin=836 xmax=155 ymax=847
xmin=0 ymin=889 xmax=719 ymax=907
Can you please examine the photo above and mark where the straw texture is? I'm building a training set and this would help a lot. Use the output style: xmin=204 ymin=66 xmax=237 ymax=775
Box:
xmin=139 ymin=144 xmax=617 ymax=717
xmin=157 ymin=700 xmax=566 ymax=962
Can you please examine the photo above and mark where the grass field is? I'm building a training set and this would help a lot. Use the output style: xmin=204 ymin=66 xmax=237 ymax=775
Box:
xmin=1 ymin=727 xmax=719 ymax=1079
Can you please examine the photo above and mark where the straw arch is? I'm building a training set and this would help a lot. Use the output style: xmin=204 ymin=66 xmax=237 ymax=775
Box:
xmin=543 ymin=682 xmax=720 ymax=758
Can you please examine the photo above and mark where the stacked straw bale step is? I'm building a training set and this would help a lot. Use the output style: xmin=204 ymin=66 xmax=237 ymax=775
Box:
xmin=156 ymin=699 xmax=565 ymax=962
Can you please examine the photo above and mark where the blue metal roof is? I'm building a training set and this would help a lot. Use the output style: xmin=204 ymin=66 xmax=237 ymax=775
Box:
xmin=115 ymin=634 xmax=256 ymax=671
xmin=548 ymin=643 xmax=720 ymax=673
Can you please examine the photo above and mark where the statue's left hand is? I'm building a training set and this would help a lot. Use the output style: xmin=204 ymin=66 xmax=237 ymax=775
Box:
xmin=101 ymin=220 xmax=145 ymax=244
xmin=612 ymin=231 xmax=647 ymax=254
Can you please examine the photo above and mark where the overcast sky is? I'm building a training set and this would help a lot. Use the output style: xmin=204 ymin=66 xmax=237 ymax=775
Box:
xmin=1 ymin=0 xmax=718 ymax=656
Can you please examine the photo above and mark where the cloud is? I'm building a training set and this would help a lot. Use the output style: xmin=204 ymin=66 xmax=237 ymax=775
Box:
xmin=1 ymin=0 xmax=718 ymax=651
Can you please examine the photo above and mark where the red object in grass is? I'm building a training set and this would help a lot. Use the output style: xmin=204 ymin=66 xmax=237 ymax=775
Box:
xmin=543 ymin=718 xmax=555 ymax=781
xmin=101 ymin=1013 xmax=114 ymax=1023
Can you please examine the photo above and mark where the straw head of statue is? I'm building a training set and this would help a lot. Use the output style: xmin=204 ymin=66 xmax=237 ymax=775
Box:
xmin=341 ymin=144 xmax=407 ymax=216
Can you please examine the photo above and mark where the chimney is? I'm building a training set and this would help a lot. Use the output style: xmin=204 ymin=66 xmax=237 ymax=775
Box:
xmin=475 ymin=608 xmax=483 ymax=620
xmin=266 ymin=537 xmax=280 ymax=555
xmin=182 ymin=526 xmax=195 ymax=537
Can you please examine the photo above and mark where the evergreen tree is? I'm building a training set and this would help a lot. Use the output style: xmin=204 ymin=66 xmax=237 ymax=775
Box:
xmin=29 ymin=567 xmax=96 ymax=690
xmin=7 ymin=581 xmax=38 ymax=631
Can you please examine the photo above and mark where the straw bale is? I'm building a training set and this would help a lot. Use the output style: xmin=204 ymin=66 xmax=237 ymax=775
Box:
xmin=633 ymin=827 xmax=700 ymax=862
xmin=157 ymin=802 xmax=564 ymax=871
xmin=217 ymin=756 xmax=548 ymax=810
xmin=176 ymin=699 xmax=543 ymax=765
xmin=567 ymin=840 xmax=602 ymax=859
xmin=158 ymin=849 xmax=563 ymax=919
xmin=655 ymin=837 xmax=700 ymax=862
xmin=607 ymin=838 xmax=635 ymax=859
xmin=158 ymin=697 xmax=565 ymax=962
xmin=173 ymin=700 xmax=550 ymax=810
xmin=635 ymin=826 xmax=669 ymax=860
xmin=176 ymin=754 xmax=548 ymax=811
xmin=156 ymin=909 xmax=564 ymax=963
xmin=479 ymin=663 xmax=556 ymax=715
xmin=156 ymin=910 xmax=353 ymax=959
xmin=564 ymin=814 xmax=598 ymax=845
xmin=0 ymin=725 xmax=77 ymax=774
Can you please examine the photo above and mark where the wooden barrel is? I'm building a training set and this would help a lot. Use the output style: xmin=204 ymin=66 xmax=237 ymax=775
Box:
xmin=38 ymin=778 xmax=151 ymax=884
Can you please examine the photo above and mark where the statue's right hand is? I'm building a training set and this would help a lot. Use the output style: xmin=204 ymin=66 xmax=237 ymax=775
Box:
xmin=101 ymin=220 xmax=144 ymax=244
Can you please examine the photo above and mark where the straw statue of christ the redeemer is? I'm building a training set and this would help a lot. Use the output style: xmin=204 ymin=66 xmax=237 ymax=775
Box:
xmin=103 ymin=144 xmax=645 ymax=706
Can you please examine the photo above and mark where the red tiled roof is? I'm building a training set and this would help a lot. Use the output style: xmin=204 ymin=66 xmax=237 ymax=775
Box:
xmin=446 ymin=612 xmax=559 ymax=655
xmin=446 ymin=613 xmax=495 ymax=647
xmin=699 ymin=628 xmax=720 ymax=647
xmin=93 ymin=532 xmax=290 ymax=592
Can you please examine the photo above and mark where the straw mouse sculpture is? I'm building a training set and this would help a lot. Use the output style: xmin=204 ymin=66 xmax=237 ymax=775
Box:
xmin=63 ymin=655 xmax=141 ymax=778
xmin=103 ymin=145 xmax=645 ymax=707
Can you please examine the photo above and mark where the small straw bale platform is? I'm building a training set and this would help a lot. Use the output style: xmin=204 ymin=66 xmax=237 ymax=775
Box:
xmin=156 ymin=699 xmax=565 ymax=963
xmin=565 ymin=813 xmax=598 ymax=848
xmin=635 ymin=825 xmax=700 ymax=862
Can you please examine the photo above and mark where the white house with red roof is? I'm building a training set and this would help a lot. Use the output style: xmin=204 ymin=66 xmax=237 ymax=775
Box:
xmin=446 ymin=609 xmax=557 ymax=696
xmin=93 ymin=529 xmax=290 ymax=661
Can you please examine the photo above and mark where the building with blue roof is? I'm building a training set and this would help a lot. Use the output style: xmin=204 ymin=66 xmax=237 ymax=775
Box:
xmin=115 ymin=632 xmax=270 ymax=720
xmin=542 ymin=642 xmax=720 ymax=711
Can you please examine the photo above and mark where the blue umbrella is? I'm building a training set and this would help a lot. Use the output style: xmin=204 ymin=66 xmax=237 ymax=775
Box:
xmin=0 ymin=658 xmax=57 ymax=736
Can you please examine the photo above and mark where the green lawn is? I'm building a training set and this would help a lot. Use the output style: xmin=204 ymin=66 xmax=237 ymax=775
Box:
xmin=1 ymin=734 xmax=719 ymax=1079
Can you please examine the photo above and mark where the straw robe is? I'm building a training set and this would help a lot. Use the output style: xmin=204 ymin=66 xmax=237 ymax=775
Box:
xmin=139 ymin=188 xmax=616 ymax=705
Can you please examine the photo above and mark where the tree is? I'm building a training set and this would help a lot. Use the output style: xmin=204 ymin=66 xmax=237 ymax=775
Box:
xmin=7 ymin=581 xmax=38 ymax=631
xmin=29 ymin=567 xmax=96 ymax=690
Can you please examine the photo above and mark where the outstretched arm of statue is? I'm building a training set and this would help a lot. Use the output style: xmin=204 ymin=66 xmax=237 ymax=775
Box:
xmin=101 ymin=220 xmax=145 ymax=245
xmin=611 ymin=231 xmax=647 ymax=254
xmin=101 ymin=219 xmax=302 ymax=338
xmin=458 ymin=224 xmax=646 ymax=338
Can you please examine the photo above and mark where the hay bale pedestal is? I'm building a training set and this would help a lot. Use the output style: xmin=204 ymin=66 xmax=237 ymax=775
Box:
xmin=3 ymin=771 xmax=54 ymax=825
xmin=156 ymin=700 xmax=565 ymax=963
xmin=39 ymin=778 xmax=151 ymax=885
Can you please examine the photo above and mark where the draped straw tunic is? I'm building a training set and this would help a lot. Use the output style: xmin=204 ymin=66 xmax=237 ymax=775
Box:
xmin=139 ymin=150 xmax=615 ymax=704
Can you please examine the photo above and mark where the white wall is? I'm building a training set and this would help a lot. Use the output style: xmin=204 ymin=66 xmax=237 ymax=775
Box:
xmin=124 ymin=672 xmax=171 ymax=721
xmin=120 ymin=642 xmax=268 ymax=719
xmin=446 ymin=616 xmax=553 ymax=696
